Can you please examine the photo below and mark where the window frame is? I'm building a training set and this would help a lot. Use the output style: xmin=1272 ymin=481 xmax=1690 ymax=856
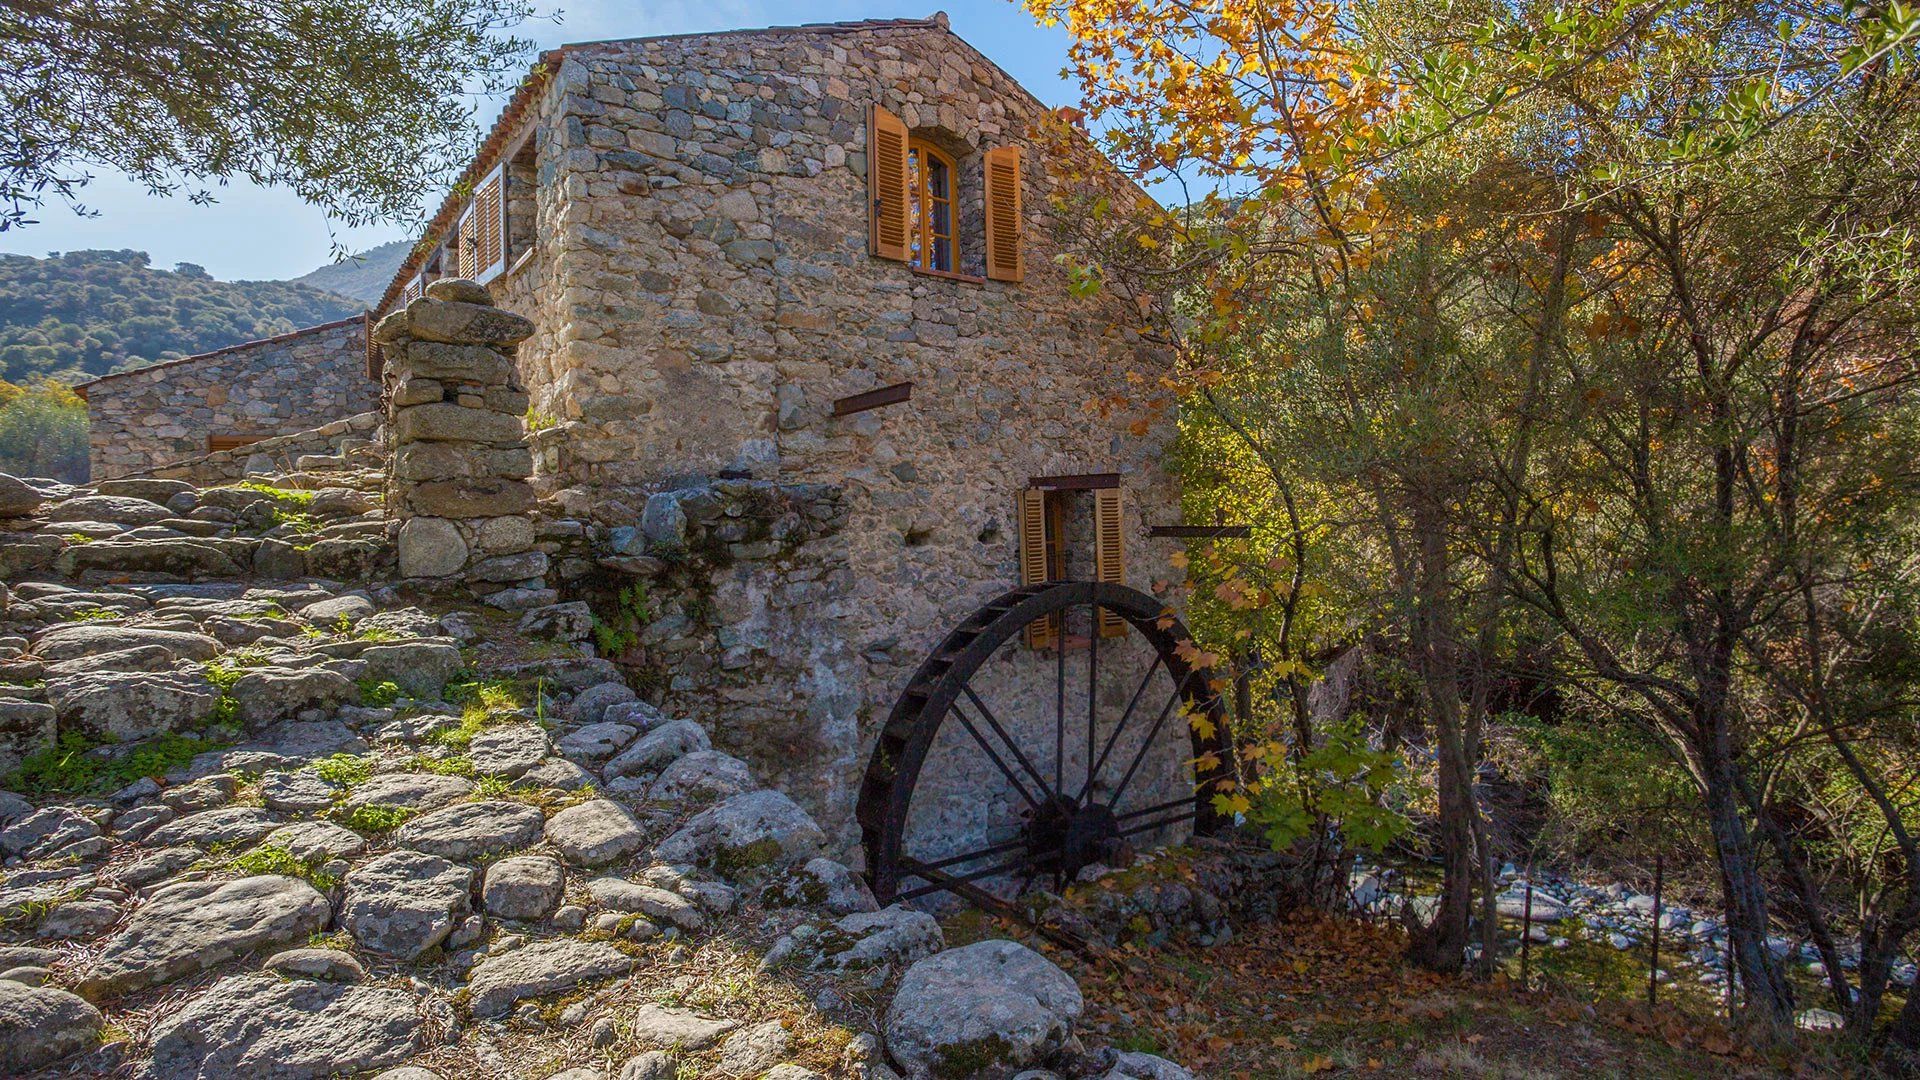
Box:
xmin=907 ymin=138 xmax=957 ymax=274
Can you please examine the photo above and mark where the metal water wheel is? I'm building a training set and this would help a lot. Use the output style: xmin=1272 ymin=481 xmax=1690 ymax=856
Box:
xmin=858 ymin=581 xmax=1234 ymax=904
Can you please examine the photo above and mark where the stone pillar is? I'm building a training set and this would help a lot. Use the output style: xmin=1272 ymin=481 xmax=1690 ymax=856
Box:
xmin=377 ymin=279 xmax=549 ymax=606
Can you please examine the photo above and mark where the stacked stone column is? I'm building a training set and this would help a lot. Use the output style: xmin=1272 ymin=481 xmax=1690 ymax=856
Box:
xmin=377 ymin=279 xmax=548 ymax=603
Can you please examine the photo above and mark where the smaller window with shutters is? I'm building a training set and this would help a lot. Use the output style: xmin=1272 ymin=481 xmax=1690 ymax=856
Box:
xmin=1016 ymin=483 xmax=1127 ymax=648
xmin=457 ymin=164 xmax=508 ymax=285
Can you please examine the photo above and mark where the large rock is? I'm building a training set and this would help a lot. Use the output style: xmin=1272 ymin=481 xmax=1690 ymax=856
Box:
xmin=57 ymin=537 xmax=252 ymax=578
xmin=357 ymin=640 xmax=463 ymax=698
xmin=391 ymin=403 xmax=525 ymax=445
xmin=586 ymin=877 xmax=704 ymax=932
xmin=393 ymin=800 xmax=543 ymax=861
xmin=627 ymin=1002 xmax=740 ymax=1050
xmin=0 ymin=980 xmax=102 ymax=1072
xmin=884 ymin=940 xmax=1085 ymax=1078
xmin=145 ymin=806 xmax=283 ymax=847
xmin=1 ymin=806 xmax=99 ymax=859
xmin=33 ymin=624 xmax=221 ymax=662
xmin=46 ymin=494 xmax=171 ymax=526
xmin=649 ymin=750 xmax=756 ymax=804
xmin=566 ymin=681 xmax=637 ymax=724
xmin=0 ymin=699 xmax=55 ymax=776
xmin=230 ymin=667 xmax=357 ymax=725
xmin=78 ymin=876 xmax=330 ymax=999
xmin=482 ymin=855 xmax=565 ymax=920
xmin=819 ymin=906 xmax=943 ymax=972
xmin=264 ymin=820 xmax=367 ymax=862
xmin=466 ymin=722 xmax=550 ymax=778
xmin=402 ymin=298 xmax=536 ymax=347
xmin=465 ymin=939 xmax=634 ymax=1018
xmin=147 ymin=973 xmax=423 ymax=1079
xmin=761 ymin=857 xmax=879 ymax=916
xmin=396 ymin=517 xmax=468 ymax=578
xmin=556 ymin=721 xmax=638 ymax=764
xmin=341 ymin=850 xmax=473 ymax=959
xmin=341 ymin=772 xmax=474 ymax=812
xmin=44 ymin=670 xmax=221 ymax=741
xmin=1103 ymin=1051 xmax=1199 ymax=1080
xmin=0 ymin=473 xmax=44 ymax=518
xmin=654 ymin=790 xmax=827 ymax=880
xmin=396 ymin=341 xmax=517 ymax=384
xmin=716 ymin=1020 xmax=793 ymax=1077
xmin=544 ymin=798 xmax=648 ymax=867
xmin=604 ymin=719 xmax=710 ymax=779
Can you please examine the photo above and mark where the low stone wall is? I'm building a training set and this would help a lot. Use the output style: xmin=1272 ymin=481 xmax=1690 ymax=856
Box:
xmin=380 ymin=281 xmax=547 ymax=604
xmin=77 ymin=316 xmax=379 ymax=481
xmin=143 ymin=411 xmax=381 ymax=486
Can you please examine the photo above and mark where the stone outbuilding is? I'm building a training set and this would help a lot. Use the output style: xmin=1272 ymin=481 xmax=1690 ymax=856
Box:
xmin=369 ymin=14 xmax=1203 ymax=869
xmin=75 ymin=316 xmax=377 ymax=481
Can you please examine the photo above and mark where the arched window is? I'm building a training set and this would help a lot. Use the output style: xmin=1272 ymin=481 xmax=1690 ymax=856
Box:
xmin=907 ymin=139 xmax=955 ymax=273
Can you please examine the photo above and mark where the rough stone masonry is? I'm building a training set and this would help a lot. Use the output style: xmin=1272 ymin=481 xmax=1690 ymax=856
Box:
xmin=379 ymin=279 xmax=548 ymax=603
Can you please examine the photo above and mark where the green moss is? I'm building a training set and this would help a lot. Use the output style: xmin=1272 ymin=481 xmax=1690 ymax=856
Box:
xmin=356 ymin=679 xmax=402 ymax=707
xmin=67 ymin=606 xmax=121 ymax=621
xmin=5 ymin=730 xmax=232 ymax=798
xmin=223 ymin=843 xmax=339 ymax=890
xmin=311 ymin=753 xmax=373 ymax=788
xmin=710 ymin=837 xmax=783 ymax=878
xmin=335 ymin=804 xmax=417 ymax=833
xmin=933 ymin=1035 xmax=1016 ymax=1078
xmin=233 ymin=481 xmax=316 ymax=506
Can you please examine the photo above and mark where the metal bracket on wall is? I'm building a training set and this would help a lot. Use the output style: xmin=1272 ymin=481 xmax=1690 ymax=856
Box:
xmin=832 ymin=382 xmax=913 ymax=417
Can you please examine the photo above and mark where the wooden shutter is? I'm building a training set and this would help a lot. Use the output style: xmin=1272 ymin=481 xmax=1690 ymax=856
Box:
xmin=456 ymin=202 xmax=478 ymax=280
xmin=400 ymin=275 xmax=424 ymax=305
xmin=470 ymin=164 xmax=506 ymax=283
xmin=1094 ymin=487 xmax=1126 ymax=637
xmin=984 ymin=146 xmax=1024 ymax=282
xmin=1018 ymin=487 xmax=1057 ymax=649
xmin=868 ymin=104 xmax=910 ymax=262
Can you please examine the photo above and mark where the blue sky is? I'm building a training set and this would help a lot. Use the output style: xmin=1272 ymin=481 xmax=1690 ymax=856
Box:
xmin=0 ymin=2 xmax=1079 ymax=282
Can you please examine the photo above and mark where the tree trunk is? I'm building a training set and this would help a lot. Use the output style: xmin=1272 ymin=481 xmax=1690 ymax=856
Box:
xmin=1698 ymin=734 xmax=1794 ymax=1026
xmin=1406 ymin=502 xmax=1475 ymax=975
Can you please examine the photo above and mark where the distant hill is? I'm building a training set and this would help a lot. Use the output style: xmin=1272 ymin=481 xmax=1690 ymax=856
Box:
xmin=0 ymin=249 xmax=363 ymax=386
xmin=287 ymin=239 xmax=410 ymax=304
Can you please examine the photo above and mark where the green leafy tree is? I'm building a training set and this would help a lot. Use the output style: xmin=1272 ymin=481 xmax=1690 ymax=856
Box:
xmin=0 ymin=0 xmax=535 ymax=231
xmin=0 ymin=378 xmax=86 ymax=480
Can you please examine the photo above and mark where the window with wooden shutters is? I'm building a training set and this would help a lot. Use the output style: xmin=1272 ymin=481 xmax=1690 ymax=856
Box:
xmin=468 ymin=164 xmax=507 ymax=284
xmin=400 ymin=276 xmax=424 ymax=305
xmin=983 ymin=146 xmax=1024 ymax=282
xmin=1093 ymin=487 xmax=1127 ymax=637
xmin=868 ymin=104 xmax=910 ymax=262
xmin=1017 ymin=487 xmax=1058 ymax=649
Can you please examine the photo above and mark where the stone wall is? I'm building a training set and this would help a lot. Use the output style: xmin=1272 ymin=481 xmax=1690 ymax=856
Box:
xmin=456 ymin=19 xmax=1197 ymax=864
xmin=142 ymin=411 xmax=381 ymax=487
xmin=78 ymin=317 xmax=379 ymax=481
xmin=379 ymin=281 xmax=548 ymax=606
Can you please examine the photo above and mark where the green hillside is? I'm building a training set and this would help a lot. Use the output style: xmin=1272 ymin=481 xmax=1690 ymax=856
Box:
xmin=286 ymin=239 xmax=410 ymax=304
xmin=0 ymin=249 xmax=363 ymax=385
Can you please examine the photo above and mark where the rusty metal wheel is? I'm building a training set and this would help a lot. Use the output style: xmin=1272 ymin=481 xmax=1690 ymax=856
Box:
xmin=858 ymin=581 xmax=1233 ymax=904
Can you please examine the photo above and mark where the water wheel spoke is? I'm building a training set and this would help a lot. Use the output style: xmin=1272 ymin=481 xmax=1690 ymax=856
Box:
xmin=948 ymin=700 xmax=1044 ymax=811
xmin=1107 ymin=668 xmax=1198 ymax=808
xmin=1085 ymin=603 xmax=1099 ymax=797
xmin=959 ymin=686 xmax=1056 ymax=802
xmin=895 ymin=854 xmax=1038 ymax=901
xmin=1113 ymin=794 xmax=1199 ymax=823
xmin=904 ymin=836 xmax=1032 ymax=876
xmin=1077 ymin=653 xmax=1163 ymax=803
xmin=1115 ymin=807 xmax=1199 ymax=839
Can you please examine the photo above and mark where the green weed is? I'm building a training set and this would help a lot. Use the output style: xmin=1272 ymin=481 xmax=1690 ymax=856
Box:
xmin=311 ymin=753 xmax=373 ymax=788
xmin=224 ymin=843 xmax=339 ymax=890
xmin=356 ymin=679 xmax=403 ymax=707
xmin=335 ymin=804 xmax=416 ymax=833
xmin=5 ymin=730 xmax=232 ymax=798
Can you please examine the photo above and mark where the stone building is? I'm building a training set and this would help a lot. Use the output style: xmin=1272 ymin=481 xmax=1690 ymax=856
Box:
xmin=378 ymin=13 xmax=1202 ymax=876
xmin=75 ymin=316 xmax=377 ymax=481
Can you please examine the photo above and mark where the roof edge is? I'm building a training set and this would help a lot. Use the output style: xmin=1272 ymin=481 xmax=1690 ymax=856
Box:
xmin=73 ymin=314 xmax=368 ymax=400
